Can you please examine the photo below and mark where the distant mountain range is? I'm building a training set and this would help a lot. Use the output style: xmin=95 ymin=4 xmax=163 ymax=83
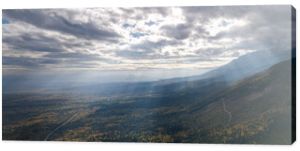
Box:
xmin=201 ymin=50 xmax=290 ymax=82
xmin=2 ymin=53 xmax=294 ymax=143
xmin=63 ymin=58 xmax=293 ymax=144
xmin=3 ymin=49 xmax=290 ymax=95
xmin=156 ymin=50 xmax=290 ymax=85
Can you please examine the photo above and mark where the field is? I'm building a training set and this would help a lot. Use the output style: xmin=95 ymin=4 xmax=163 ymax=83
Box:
xmin=3 ymin=60 xmax=293 ymax=144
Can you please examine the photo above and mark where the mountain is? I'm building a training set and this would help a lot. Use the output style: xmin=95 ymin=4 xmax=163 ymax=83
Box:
xmin=179 ymin=59 xmax=293 ymax=144
xmin=200 ymin=50 xmax=290 ymax=82
xmin=3 ymin=50 xmax=289 ymax=96
xmin=68 ymin=50 xmax=290 ymax=96
xmin=2 ymin=57 xmax=294 ymax=144
xmin=74 ymin=58 xmax=293 ymax=144
xmin=151 ymin=50 xmax=289 ymax=87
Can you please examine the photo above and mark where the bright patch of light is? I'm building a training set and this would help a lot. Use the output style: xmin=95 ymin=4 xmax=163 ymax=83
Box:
xmin=205 ymin=18 xmax=248 ymax=36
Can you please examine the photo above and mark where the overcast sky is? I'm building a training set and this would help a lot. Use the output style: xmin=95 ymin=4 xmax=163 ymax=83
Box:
xmin=2 ymin=6 xmax=293 ymax=73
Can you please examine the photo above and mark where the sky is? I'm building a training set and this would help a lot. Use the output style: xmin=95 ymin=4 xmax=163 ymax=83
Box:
xmin=2 ymin=5 xmax=293 ymax=83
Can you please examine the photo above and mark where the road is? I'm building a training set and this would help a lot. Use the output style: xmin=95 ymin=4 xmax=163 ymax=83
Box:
xmin=44 ymin=112 xmax=79 ymax=141
xmin=222 ymin=100 xmax=232 ymax=127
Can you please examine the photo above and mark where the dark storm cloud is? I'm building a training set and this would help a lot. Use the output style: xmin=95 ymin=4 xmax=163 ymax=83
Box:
xmin=3 ymin=9 xmax=121 ymax=41
xmin=2 ymin=6 xmax=293 ymax=71
xmin=3 ymin=56 xmax=60 ymax=68
xmin=3 ymin=30 xmax=95 ymax=53
xmin=3 ymin=51 xmax=113 ymax=68
xmin=161 ymin=24 xmax=191 ymax=40
xmin=3 ymin=33 xmax=66 ymax=52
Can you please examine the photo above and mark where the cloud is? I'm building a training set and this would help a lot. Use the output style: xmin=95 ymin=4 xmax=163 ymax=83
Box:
xmin=3 ymin=33 xmax=67 ymax=52
xmin=116 ymin=39 xmax=182 ymax=59
xmin=2 ymin=17 xmax=10 ymax=24
xmin=2 ymin=6 xmax=293 ymax=71
xmin=161 ymin=24 xmax=191 ymax=40
xmin=3 ymin=56 xmax=60 ymax=68
xmin=183 ymin=6 xmax=292 ymax=53
xmin=120 ymin=7 xmax=170 ymax=20
xmin=44 ymin=52 xmax=117 ymax=64
xmin=3 ymin=9 xmax=121 ymax=41
xmin=131 ymin=39 xmax=181 ymax=52
xmin=3 ymin=51 xmax=115 ymax=69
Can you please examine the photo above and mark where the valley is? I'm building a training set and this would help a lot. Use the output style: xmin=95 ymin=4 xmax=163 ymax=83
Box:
xmin=2 ymin=59 xmax=293 ymax=144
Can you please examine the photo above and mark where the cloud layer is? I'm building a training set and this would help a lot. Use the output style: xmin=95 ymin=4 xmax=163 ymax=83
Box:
xmin=2 ymin=6 xmax=293 ymax=71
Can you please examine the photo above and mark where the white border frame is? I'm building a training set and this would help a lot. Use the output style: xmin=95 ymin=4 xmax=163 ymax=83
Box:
xmin=0 ymin=0 xmax=299 ymax=151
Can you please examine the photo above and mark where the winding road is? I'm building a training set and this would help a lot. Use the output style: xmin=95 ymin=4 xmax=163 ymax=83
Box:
xmin=222 ymin=100 xmax=232 ymax=127
xmin=44 ymin=112 xmax=79 ymax=141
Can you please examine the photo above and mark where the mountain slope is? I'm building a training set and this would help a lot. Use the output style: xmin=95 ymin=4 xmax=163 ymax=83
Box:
xmin=150 ymin=50 xmax=289 ymax=87
xmin=182 ymin=59 xmax=292 ymax=144
xmin=200 ymin=50 xmax=290 ymax=82
xmin=2 ymin=55 xmax=293 ymax=144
